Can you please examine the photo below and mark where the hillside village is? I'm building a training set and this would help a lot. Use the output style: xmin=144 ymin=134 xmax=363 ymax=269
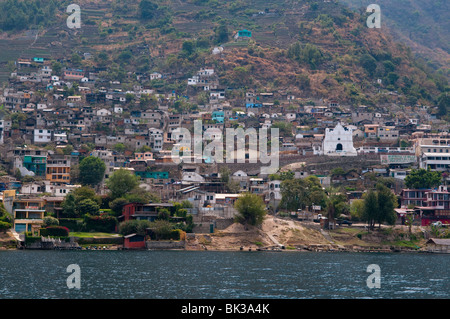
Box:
xmin=0 ymin=49 xmax=448 ymax=251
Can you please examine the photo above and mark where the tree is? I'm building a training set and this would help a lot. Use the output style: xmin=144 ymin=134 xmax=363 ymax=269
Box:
xmin=280 ymin=176 xmax=327 ymax=212
xmin=405 ymin=214 xmax=414 ymax=234
xmin=43 ymin=216 xmax=59 ymax=227
xmin=437 ymin=93 xmax=449 ymax=117
xmin=0 ymin=203 xmax=12 ymax=231
xmin=214 ymin=23 xmax=229 ymax=43
xmin=106 ymin=169 xmax=140 ymax=200
xmin=280 ymin=178 xmax=308 ymax=211
xmin=77 ymin=199 xmax=100 ymax=216
xmin=79 ymin=156 xmax=106 ymax=187
xmin=71 ymin=53 xmax=82 ymax=67
xmin=62 ymin=193 xmax=77 ymax=217
xmin=375 ymin=184 xmax=397 ymax=228
xmin=360 ymin=53 xmax=377 ymax=77
xmin=350 ymin=199 xmax=365 ymax=221
xmin=61 ymin=186 xmax=101 ymax=217
xmin=362 ymin=190 xmax=378 ymax=230
xmin=139 ymin=0 xmax=158 ymax=20
xmin=109 ymin=197 xmax=129 ymax=216
xmin=362 ymin=185 xmax=397 ymax=230
xmin=52 ymin=61 xmax=62 ymax=75
xmin=271 ymin=122 xmax=293 ymax=138
xmin=234 ymin=193 xmax=266 ymax=229
xmin=119 ymin=219 xmax=152 ymax=236
xmin=404 ymin=169 xmax=441 ymax=189
xmin=147 ymin=220 xmax=174 ymax=240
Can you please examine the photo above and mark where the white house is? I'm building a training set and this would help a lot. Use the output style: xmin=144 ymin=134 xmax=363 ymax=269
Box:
xmin=188 ymin=76 xmax=199 ymax=85
xmin=97 ymin=108 xmax=112 ymax=116
xmin=53 ymin=132 xmax=68 ymax=143
xmin=150 ymin=72 xmax=162 ymax=80
xmin=266 ymin=180 xmax=282 ymax=203
xmin=322 ymin=122 xmax=357 ymax=156
xmin=34 ymin=129 xmax=53 ymax=143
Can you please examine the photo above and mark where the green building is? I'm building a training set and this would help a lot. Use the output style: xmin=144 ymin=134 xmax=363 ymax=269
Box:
xmin=23 ymin=155 xmax=47 ymax=177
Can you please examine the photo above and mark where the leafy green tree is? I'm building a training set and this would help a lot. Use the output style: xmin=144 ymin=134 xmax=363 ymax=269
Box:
xmin=77 ymin=199 xmax=100 ymax=216
xmin=404 ymin=169 xmax=442 ymax=189
xmin=62 ymin=193 xmax=77 ymax=217
xmin=375 ymin=184 xmax=397 ymax=228
xmin=437 ymin=93 xmax=449 ymax=117
xmin=360 ymin=53 xmax=377 ymax=77
xmin=109 ymin=197 xmax=129 ymax=216
xmin=350 ymin=199 xmax=365 ymax=221
xmin=271 ymin=122 xmax=293 ymax=137
xmin=73 ymin=186 xmax=100 ymax=203
xmin=147 ymin=220 xmax=174 ymax=240
xmin=139 ymin=0 xmax=158 ymax=20
xmin=280 ymin=178 xmax=308 ymax=211
xmin=79 ymin=156 xmax=106 ymax=187
xmin=214 ymin=23 xmax=229 ymax=43
xmin=71 ymin=53 xmax=82 ymax=67
xmin=0 ymin=203 xmax=12 ymax=231
xmin=119 ymin=219 xmax=152 ymax=236
xmin=61 ymin=186 xmax=101 ymax=217
xmin=234 ymin=193 xmax=266 ymax=228
xmin=106 ymin=169 xmax=140 ymax=199
xmin=43 ymin=216 xmax=59 ymax=227
xmin=52 ymin=61 xmax=62 ymax=75
xmin=362 ymin=190 xmax=378 ymax=230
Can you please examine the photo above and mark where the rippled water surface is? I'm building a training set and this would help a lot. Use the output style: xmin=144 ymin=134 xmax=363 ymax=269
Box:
xmin=0 ymin=250 xmax=448 ymax=299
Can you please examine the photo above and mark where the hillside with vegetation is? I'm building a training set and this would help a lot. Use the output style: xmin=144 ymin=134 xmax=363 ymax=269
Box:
xmin=340 ymin=0 xmax=449 ymax=76
xmin=0 ymin=0 xmax=448 ymax=110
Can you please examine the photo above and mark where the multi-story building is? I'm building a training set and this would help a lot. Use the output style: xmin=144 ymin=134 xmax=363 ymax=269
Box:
xmin=149 ymin=128 xmax=164 ymax=152
xmin=12 ymin=197 xmax=46 ymax=235
xmin=417 ymin=185 xmax=450 ymax=226
xmin=63 ymin=68 xmax=84 ymax=81
xmin=400 ymin=188 xmax=430 ymax=208
xmin=33 ymin=128 xmax=53 ymax=143
xmin=46 ymin=155 xmax=71 ymax=183
xmin=377 ymin=126 xmax=399 ymax=141
xmin=415 ymin=134 xmax=450 ymax=172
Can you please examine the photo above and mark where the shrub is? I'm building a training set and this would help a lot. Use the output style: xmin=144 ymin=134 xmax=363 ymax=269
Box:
xmin=0 ymin=220 xmax=11 ymax=232
xmin=119 ymin=219 xmax=152 ymax=236
xmin=59 ymin=218 xmax=84 ymax=232
xmin=147 ymin=220 xmax=174 ymax=240
xmin=43 ymin=216 xmax=59 ymax=227
xmin=40 ymin=226 xmax=70 ymax=237
xmin=84 ymin=214 xmax=118 ymax=233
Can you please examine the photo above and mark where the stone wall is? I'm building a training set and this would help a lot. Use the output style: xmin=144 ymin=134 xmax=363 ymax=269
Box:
xmin=146 ymin=240 xmax=186 ymax=250
xmin=192 ymin=218 xmax=235 ymax=233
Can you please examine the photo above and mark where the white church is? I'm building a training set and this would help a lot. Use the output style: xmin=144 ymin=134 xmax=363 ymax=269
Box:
xmin=316 ymin=122 xmax=358 ymax=156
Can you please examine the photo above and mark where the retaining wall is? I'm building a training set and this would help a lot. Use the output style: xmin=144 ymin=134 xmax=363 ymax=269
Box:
xmin=146 ymin=240 xmax=186 ymax=250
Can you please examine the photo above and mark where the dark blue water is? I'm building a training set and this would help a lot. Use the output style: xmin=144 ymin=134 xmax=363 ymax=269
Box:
xmin=0 ymin=250 xmax=448 ymax=299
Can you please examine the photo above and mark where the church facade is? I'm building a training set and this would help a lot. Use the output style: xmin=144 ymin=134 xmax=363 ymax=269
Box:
xmin=322 ymin=123 xmax=358 ymax=156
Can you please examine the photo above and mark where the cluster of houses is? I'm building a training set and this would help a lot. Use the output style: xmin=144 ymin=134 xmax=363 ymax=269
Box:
xmin=0 ymin=55 xmax=449 ymax=236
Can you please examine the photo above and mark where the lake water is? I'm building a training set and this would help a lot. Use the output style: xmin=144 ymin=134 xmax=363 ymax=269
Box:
xmin=0 ymin=250 xmax=448 ymax=299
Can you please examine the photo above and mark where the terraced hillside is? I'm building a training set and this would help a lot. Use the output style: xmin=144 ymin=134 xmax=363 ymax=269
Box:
xmin=0 ymin=0 xmax=447 ymax=109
